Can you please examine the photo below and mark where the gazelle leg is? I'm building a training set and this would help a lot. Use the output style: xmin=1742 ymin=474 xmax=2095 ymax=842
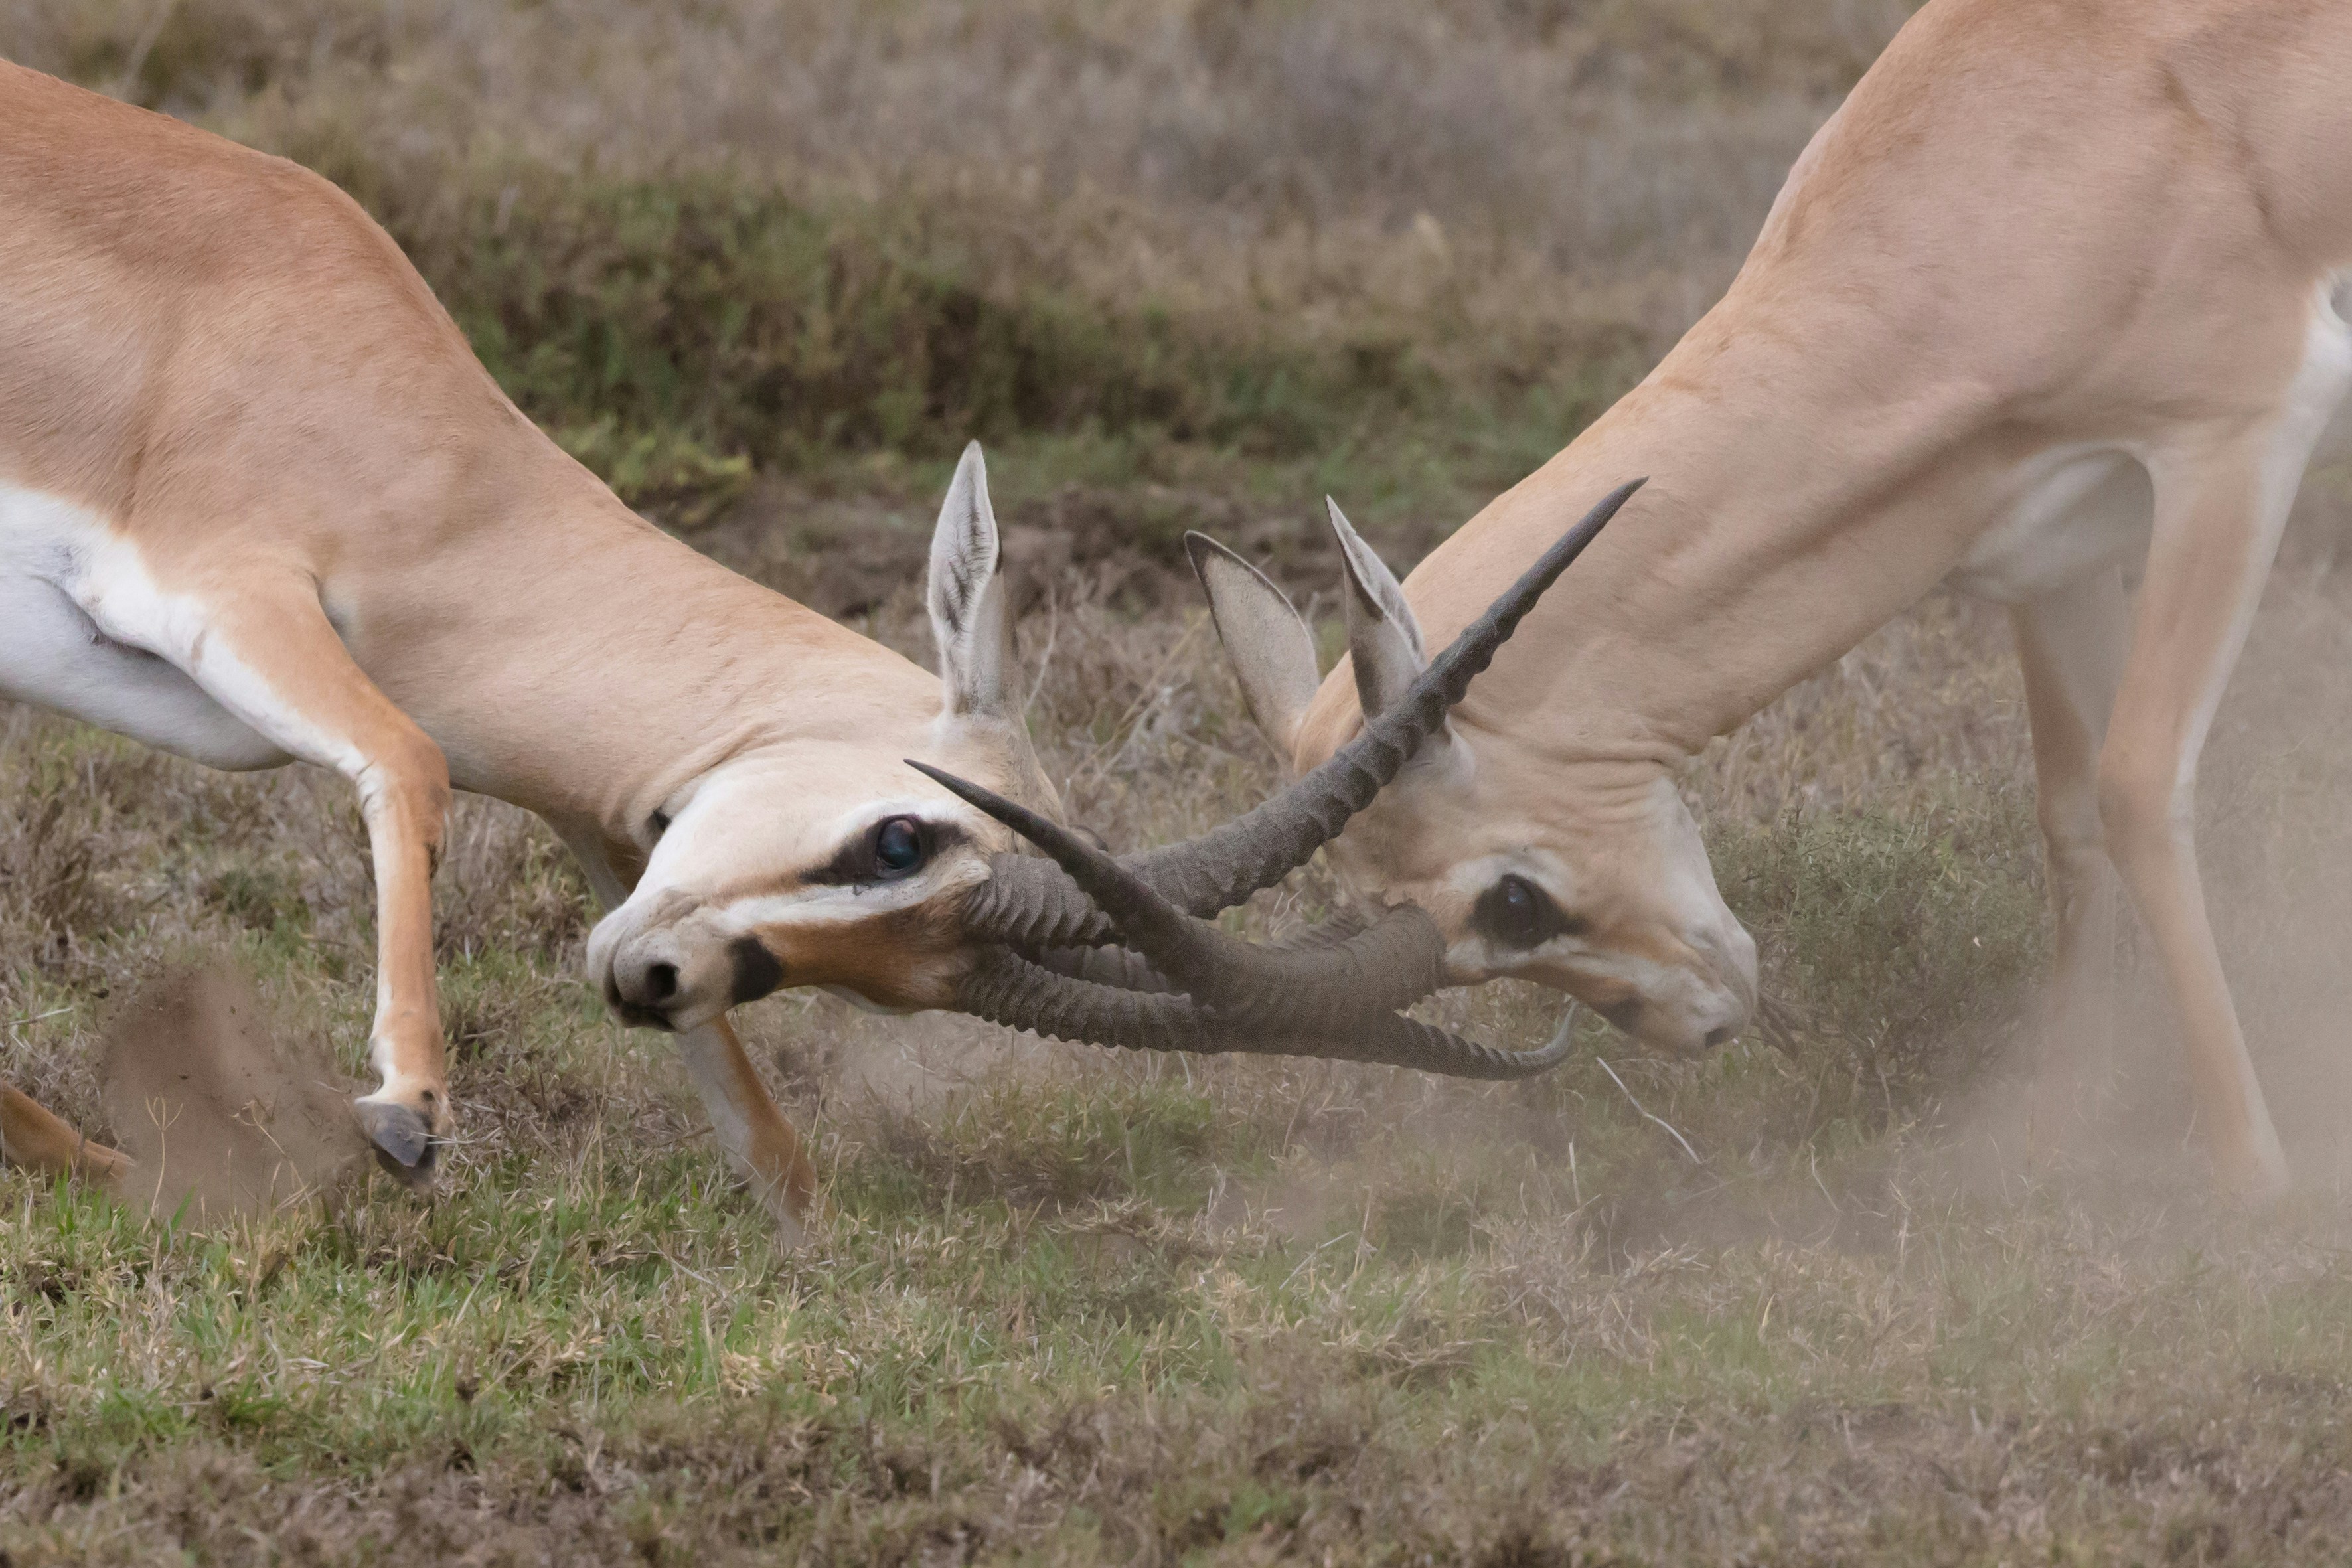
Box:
xmin=676 ymin=1016 xmax=818 ymax=1245
xmin=149 ymin=581 xmax=452 ymax=1179
xmin=559 ymin=828 xmax=815 ymax=1242
xmin=0 ymin=1085 xmax=131 ymax=1190
xmin=2011 ymin=568 xmax=2129 ymax=1148
xmin=2097 ymin=432 xmax=2329 ymax=1196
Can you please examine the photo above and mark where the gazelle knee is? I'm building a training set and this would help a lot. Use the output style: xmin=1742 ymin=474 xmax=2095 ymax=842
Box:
xmin=2096 ymin=755 xmax=2191 ymax=870
xmin=2037 ymin=791 xmax=2106 ymax=879
xmin=357 ymin=736 xmax=452 ymax=856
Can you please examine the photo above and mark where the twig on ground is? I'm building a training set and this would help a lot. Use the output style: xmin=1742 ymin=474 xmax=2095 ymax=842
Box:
xmin=1598 ymin=1058 xmax=1707 ymax=1166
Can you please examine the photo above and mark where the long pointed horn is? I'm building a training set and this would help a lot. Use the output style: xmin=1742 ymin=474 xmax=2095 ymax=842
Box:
xmin=960 ymin=948 xmax=1578 ymax=1080
xmin=1125 ymin=477 xmax=1643 ymax=917
xmin=955 ymin=477 xmax=1644 ymax=948
xmin=914 ymin=763 xmax=1449 ymax=1031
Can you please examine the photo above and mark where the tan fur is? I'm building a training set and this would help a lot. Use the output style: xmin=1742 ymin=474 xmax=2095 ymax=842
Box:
xmin=1263 ymin=0 xmax=2352 ymax=1196
xmin=0 ymin=1087 xmax=130 ymax=1188
xmin=0 ymin=64 xmax=1050 ymax=1231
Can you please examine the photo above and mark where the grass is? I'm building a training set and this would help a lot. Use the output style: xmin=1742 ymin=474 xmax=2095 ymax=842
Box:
xmin=7 ymin=0 xmax=2352 ymax=1560
xmin=5 ymin=560 xmax=2351 ymax=1563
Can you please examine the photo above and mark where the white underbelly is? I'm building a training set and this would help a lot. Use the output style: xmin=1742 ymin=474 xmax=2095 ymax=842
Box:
xmin=1946 ymin=445 xmax=2154 ymax=605
xmin=0 ymin=482 xmax=289 ymax=771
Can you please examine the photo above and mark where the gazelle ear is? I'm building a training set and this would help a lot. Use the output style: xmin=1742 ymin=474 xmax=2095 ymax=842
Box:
xmin=1186 ymin=533 xmax=1320 ymax=762
xmin=1326 ymin=497 xmax=1428 ymax=722
xmin=928 ymin=442 xmax=1013 ymax=718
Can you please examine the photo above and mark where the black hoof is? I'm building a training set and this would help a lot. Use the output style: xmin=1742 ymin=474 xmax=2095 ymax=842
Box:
xmin=356 ymin=1100 xmax=438 ymax=1189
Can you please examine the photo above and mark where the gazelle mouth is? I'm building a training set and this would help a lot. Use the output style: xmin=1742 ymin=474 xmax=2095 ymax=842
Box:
xmin=924 ymin=479 xmax=1644 ymax=1080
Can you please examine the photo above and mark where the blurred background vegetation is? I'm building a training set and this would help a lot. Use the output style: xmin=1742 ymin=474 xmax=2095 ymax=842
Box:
xmin=5 ymin=0 xmax=1928 ymax=528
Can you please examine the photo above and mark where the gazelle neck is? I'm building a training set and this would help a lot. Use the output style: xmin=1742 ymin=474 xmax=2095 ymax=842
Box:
xmin=384 ymin=453 xmax=941 ymax=853
xmin=1330 ymin=296 xmax=2017 ymax=780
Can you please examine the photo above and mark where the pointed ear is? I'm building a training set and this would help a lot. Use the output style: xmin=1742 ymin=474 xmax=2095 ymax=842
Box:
xmin=1326 ymin=497 xmax=1428 ymax=722
xmin=928 ymin=442 xmax=1014 ymax=718
xmin=1186 ymin=532 xmax=1320 ymax=761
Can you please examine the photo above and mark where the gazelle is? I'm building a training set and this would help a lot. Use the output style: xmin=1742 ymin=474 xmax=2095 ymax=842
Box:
xmin=975 ymin=0 xmax=2352 ymax=1198
xmin=0 ymin=61 xmax=1589 ymax=1234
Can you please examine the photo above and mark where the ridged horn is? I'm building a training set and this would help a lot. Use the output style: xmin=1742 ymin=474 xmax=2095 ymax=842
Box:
xmin=952 ymin=477 xmax=1644 ymax=948
xmin=915 ymin=763 xmax=1449 ymax=1031
xmin=959 ymin=947 xmax=1579 ymax=1080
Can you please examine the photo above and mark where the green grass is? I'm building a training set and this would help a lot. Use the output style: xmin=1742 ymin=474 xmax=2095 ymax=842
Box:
xmin=7 ymin=688 xmax=2352 ymax=1561
xmin=5 ymin=517 xmax=2350 ymax=1562
xmin=14 ymin=1058 xmax=2352 ymax=1562
xmin=264 ymin=139 xmax=1634 ymax=531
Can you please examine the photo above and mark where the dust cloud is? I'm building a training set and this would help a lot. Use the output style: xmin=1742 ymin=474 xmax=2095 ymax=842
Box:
xmin=100 ymin=964 xmax=369 ymax=1222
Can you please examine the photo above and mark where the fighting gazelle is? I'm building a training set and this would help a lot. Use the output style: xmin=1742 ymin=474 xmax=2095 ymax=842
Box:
xmin=946 ymin=0 xmax=2352 ymax=1198
xmin=0 ymin=62 xmax=1589 ymax=1236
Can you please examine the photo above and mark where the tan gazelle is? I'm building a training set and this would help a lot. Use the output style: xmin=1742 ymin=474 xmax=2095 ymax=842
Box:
xmin=0 ymin=62 xmax=1601 ymax=1235
xmin=1162 ymin=0 xmax=2352 ymax=1198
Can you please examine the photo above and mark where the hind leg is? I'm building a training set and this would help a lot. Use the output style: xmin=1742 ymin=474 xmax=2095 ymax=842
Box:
xmin=0 ymin=1085 xmax=130 ymax=1190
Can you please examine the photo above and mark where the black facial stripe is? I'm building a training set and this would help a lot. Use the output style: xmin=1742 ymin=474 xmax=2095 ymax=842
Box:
xmin=803 ymin=821 xmax=968 ymax=888
xmin=727 ymin=936 xmax=785 ymax=1006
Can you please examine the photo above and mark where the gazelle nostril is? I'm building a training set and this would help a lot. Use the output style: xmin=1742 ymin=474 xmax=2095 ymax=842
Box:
xmin=643 ymin=961 xmax=679 ymax=1004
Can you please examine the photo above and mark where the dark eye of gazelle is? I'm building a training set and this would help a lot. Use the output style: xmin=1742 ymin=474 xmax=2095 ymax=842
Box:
xmin=874 ymin=816 xmax=925 ymax=877
xmin=1474 ymin=873 xmax=1580 ymax=950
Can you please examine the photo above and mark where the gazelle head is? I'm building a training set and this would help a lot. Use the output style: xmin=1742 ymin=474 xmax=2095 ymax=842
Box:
xmin=587 ymin=443 xmax=1063 ymax=1031
xmin=1190 ymin=498 xmax=1757 ymax=1058
xmin=590 ymin=453 xmax=1656 ymax=1084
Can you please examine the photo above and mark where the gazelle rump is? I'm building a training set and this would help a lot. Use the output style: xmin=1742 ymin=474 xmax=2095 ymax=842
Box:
xmin=1195 ymin=0 xmax=2352 ymax=1195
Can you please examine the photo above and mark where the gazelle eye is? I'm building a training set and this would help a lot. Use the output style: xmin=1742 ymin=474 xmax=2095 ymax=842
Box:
xmin=1476 ymin=874 xmax=1569 ymax=950
xmin=874 ymin=817 xmax=925 ymax=876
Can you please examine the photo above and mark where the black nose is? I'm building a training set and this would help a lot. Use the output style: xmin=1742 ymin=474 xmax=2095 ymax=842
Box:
xmin=611 ymin=948 xmax=683 ymax=1023
xmin=1704 ymin=1026 xmax=1734 ymax=1050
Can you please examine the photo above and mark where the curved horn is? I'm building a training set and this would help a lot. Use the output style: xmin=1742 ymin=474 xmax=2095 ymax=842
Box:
xmin=1128 ymin=476 xmax=1643 ymax=915
xmin=951 ymin=477 xmax=1643 ymax=951
xmin=916 ymin=764 xmax=1449 ymax=1030
xmin=960 ymin=947 xmax=1579 ymax=1080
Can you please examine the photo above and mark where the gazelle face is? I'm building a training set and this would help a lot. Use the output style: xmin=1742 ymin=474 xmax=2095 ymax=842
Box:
xmin=588 ymin=730 xmax=1052 ymax=1032
xmin=1192 ymin=503 xmax=1755 ymax=1058
xmin=586 ymin=444 xmax=1057 ymax=1032
xmin=1316 ymin=735 xmax=1756 ymax=1056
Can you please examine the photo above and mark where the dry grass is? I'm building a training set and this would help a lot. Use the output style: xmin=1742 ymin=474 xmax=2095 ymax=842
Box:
xmin=6 ymin=550 xmax=2351 ymax=1563
xmin=8 ymin=2 xmax=2352 ymax=1561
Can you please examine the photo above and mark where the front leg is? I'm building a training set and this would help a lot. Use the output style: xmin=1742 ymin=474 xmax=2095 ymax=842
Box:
xmin=2011 ymin=568 xmax=2128 ymax=1152
xmin=95 ymin=573 xmax=453 ymax=1179
xmin=2099 ymin=437 xmax=2312 ymax=1197
xmin=677 ymin=1016 xmax=819 ymax=1245
xmin=558 ymin=828 xmax=817 ymax=1243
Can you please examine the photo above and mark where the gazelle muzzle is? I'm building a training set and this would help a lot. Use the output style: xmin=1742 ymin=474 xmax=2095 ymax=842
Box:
xmin=915 ymin=478 xmax=1645 ymax=1078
